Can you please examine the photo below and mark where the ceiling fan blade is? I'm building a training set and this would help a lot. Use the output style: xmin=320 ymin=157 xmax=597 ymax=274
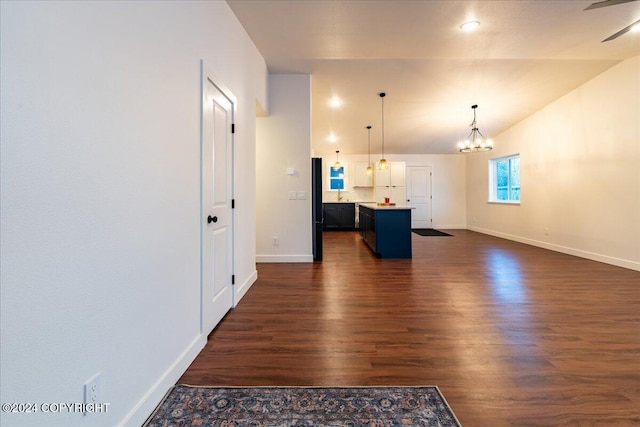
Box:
xmin=584 ymin=0 xmax=638 ymax=11
xmin=602 ymin=18 xmax=640 ymax=41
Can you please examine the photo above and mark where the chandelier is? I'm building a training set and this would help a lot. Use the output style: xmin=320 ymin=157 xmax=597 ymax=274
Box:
xmin=457 ymin=105 xmax=493 ymax=153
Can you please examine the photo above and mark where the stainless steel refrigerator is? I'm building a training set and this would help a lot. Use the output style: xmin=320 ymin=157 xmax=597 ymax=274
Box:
xmin=312 ymin=157 xmax=323 ymax=261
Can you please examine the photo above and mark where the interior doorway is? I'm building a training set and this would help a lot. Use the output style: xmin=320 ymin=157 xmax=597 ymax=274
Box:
xmin=406 ymin=166 xmax=432 ymax=229
xmin=201 ymin=62 xmax=235 ymax=335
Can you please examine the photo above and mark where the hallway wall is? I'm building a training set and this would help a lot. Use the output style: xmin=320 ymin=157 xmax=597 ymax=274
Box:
xmin=0 ymin=1 xmax=267 ymax=425
xmin=256 ymin=74 xmax=313 ymax=262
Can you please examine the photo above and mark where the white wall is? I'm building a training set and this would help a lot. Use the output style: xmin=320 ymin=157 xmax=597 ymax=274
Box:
xmin=256 ymin=75 xmax=312 ymax=262
xmin=466 ymin=56 xmax=640 ymax=271
xmin=318 ymin=153 xmax=467 ymax=228
xmin=0 ymin=1 xmax=267 ymax=426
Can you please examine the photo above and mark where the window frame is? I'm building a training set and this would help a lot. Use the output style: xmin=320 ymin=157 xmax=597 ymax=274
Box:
xmin=328 ymin=165 xmax=346 ymax=191
xmin=488 ymin=153 xmax=520 ymax=204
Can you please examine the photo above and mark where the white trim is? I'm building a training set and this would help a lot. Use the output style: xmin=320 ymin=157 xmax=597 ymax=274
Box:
xmin=200 ymin=60 xmax=238 ymax=334
xmin=327 ymin=164 xmax=347 ymax=191
xmin=199 ymin=61 xmax=205 ymax=333
xmin=488 ymin=153 xmax=520 ymax=203
xmin=256 ymin=254 xmax=314 ymax=263
xmin=432 ymin=224 xmax=467 ymax=229
xmin=119 ymin=334 xmax=207 ymax=427
xmin=468 ymin=226 xmax=640 ymax=272
xmin=406 ymin=165 xmax=433 ymax=229
xmin=487 ymin=201 xmax=520 ymax=205
xmin=234 ymin=269 xmax=257 ymax=308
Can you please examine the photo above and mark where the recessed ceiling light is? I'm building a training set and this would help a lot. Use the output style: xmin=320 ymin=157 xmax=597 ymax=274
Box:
xmin=460 ymin=21 xmax=480 ymax=32
xmin=631 ymin=22 xmax=640 ymax=33
xmin=328 ymin=133 xmax=337 ymax=143
xmin=329 ymin=96 xmax=341 ymax=108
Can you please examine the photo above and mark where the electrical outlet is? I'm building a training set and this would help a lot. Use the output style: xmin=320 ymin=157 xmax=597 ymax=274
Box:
xmin=288 ymin=191 xmax=297 ymax=200
xmin=273 ymin=236 xmax=279 ymax=246
xmin=297 ymin=191 xmax=307 ymax=200
xmin=84 ymin=374 xmax=101 ymax=415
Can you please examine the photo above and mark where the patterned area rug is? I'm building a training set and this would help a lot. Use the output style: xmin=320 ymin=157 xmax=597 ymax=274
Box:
xmin=144 ymin=385 xmax=461 ymax=426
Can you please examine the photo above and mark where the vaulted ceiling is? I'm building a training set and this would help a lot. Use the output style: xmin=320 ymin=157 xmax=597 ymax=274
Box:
xmin=227 ymin=0 xmax=640 ymax=155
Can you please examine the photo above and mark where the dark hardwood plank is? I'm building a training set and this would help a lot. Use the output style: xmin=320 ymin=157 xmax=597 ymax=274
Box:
xmin=179 ymin=230 xmax=640 ymax=426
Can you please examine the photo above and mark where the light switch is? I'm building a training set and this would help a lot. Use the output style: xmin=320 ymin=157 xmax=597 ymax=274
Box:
xmin=288 ymin=191 xmax=297 ymax=200
xmin=297 ymin=191 xmax=307 ymax=200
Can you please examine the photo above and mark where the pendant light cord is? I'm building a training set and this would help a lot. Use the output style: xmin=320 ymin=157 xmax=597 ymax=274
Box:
xmin=380 ymin=93 xmax=385 ymax=158
xmin=367 ymin=125 xmax=371 ymax=164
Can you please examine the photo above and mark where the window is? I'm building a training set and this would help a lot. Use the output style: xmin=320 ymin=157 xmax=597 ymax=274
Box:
xmin=489 ymin=154 xmax=520 ymax=202
xmin=329 ymin=165 xmax=345 ymax=190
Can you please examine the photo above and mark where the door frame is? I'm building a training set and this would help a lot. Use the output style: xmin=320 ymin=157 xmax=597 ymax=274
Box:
xmin=199 ymin=60 xmax=237 ymax=334
xmin=406 ymin=166 xmax=433 ymax=229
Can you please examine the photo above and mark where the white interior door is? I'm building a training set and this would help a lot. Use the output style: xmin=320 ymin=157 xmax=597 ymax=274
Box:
xmin=406 ymin=166 xmax=432 ymax=229
xmin=201 ymin=69 xmax=234 ymax=335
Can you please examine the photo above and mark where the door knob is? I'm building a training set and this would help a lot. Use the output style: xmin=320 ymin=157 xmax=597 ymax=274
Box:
xmin=207 ymin=215 xmax=218 ymax=224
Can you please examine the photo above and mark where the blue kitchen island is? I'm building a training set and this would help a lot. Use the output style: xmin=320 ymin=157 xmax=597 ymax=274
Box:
xmin=358 ymin=203 xmax=414 ymax=259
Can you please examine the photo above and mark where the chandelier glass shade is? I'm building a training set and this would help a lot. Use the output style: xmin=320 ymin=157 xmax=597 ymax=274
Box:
xmin=458 ymin=105 xmax=493 ymax=153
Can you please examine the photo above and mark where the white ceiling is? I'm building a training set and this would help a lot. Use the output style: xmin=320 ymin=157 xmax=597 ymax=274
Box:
xmin=227 ymin=0 xmax=640 ymax=155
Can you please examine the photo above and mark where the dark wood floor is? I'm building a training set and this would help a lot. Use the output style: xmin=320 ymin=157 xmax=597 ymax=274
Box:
xmin=180 ymin=230 xmax=640 ymax=426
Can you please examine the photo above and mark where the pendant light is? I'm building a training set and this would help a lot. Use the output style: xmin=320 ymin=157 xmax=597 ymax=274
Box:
xmin=365 ymin=125 xmax=373 ymax=176
xmin=457 ymin=105 xmax=493 ymax=153
xmin=378 ymin=93 xmax=388 ymax=170
xmin=333 ymin=150 xmax=342 ymax=170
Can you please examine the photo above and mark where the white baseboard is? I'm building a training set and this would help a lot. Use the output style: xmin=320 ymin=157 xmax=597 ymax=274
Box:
xmin=119 ymin=334 xmax=207 ymax=427
xmin=120 ymin=269 xmax=259 ymax=426
xmin=234 ymin=269 xmax=257 ymax=307
xmin=256 ymin=254 xmax=314 ymax=263
xmin=468 ymin=226 xmax=640 ymax=272
xmin=432 ymin=224 xmax=467 ymax=230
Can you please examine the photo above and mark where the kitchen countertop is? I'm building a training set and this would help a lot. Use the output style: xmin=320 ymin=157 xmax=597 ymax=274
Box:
xmin=359 ymin=203 xmax=415 ymax=210
xmin=323 ymin=201 xmax=375 ymax=204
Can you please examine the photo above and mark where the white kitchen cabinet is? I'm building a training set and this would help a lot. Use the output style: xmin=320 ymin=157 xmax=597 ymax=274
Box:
xmin=389 ymin=162 xmax=406 ymax=186
xmin=352 ymin=162 xmax=373 ymax=187
xmin=375 ymin=166 xmax=389 ymax=188
xmin=374 ymin=161 xmax=406 ymax=205
xmin=374 ymin=161 xmax=405 ymax=187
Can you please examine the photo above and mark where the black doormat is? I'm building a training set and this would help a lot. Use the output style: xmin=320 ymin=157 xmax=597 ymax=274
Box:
xmin=412 ymin=228 xmax=453 ymax=237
